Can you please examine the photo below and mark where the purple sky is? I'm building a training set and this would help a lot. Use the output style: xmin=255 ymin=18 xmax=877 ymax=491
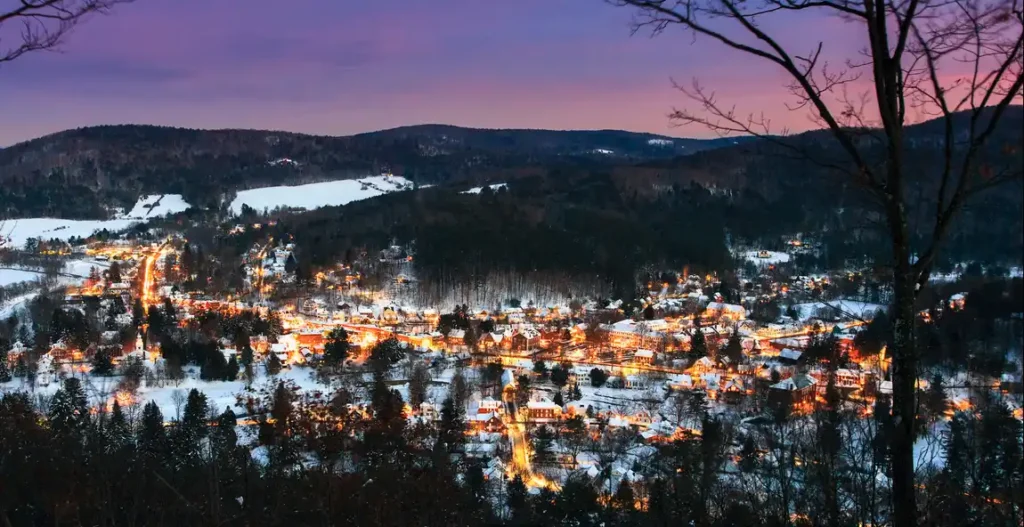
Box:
xmin=0 ymin=0 xmax=868 ymax=145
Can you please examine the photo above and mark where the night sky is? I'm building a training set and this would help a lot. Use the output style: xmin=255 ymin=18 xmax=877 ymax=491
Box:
xmin=0 ymin=0 xmax=867 ymax=145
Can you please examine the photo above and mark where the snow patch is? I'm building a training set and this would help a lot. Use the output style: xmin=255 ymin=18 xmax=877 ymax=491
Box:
xmin=1 ymin=194 xmax=190 ymax=248
xmin=743 ymin=250 xmax=790 ymax=265
xmin=462 ymin=183 xmax=507 ymax=194
xmin=647 ymin=138 xmax=673 ymax=146
xmin=124 ymin=194 xmax=191 ymax=219
xmin=229 ymin=175 xmax=413 ymax=214
xmin=593 ymin=148 xmax=614 ymax=155
xmin=0 ymin=269 xmax=46 ymax=287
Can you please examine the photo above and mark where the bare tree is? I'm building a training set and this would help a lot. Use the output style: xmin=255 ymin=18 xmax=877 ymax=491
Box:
xmin=610 ymin=2 xmax=1022 ymax=524
xmin=1 ymin=0 xmax=134 ymax=65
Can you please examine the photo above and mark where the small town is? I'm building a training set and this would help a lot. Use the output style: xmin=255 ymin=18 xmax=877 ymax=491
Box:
xmin=3 ymin=223 xmax=1020 ymax=522
xmin=1 ymin=1 xmax=1021 ymax=525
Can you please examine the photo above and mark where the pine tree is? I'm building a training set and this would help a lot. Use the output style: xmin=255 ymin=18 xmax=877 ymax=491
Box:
xmin=553 ymin=390 xmax=564 ymax=407
xmin=266 ymin=352 xmax=282 ymax=376
xmin=92 ymin=347 xmax=114 ymax=376
xmin=439 ymin=396 xmax=464 ymax=453
xmin=108 ymin=400 xmax=131 ymax=448
xmin=107 ymin=261 xmax=122 ymax=283
xmin=270 ymin=381 xmax=293 ymax=440
xmin=571 ymin=382 xmax=583 ymax=401
xmin=215 ymin=407 xmax=238 ymax=449
xmin=507 ymin=473 xmax=528 ymax=516
xmin=689 ymin=328 xmax=708 ymax=360
xmin=0 ymin=348 xmax=11 ymax=383
xmin=132 ymin=299 xmax=145 ymax=328
xmin=241 ymin=345 xmax=254 ymax=366
xmin=224 ymin=355 xmax=240 ymax=381
xmin=139 ymin=400 xmax=167 ymax=459
xmin=723 ymin=331 xmax=744 ymax=365
xmin=324 ymin=327 xmax=349 ymax=365
xmin=926 ymin=373 xmax=948 ymax=420
xmin=49 ymin=377 xmax=89 ymax=441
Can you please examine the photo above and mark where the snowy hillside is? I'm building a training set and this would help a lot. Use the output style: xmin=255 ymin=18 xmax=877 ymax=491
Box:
xmin=1 ymin=194 xmax=190 ymax=248
xmin=229 ymin=175 xmax=414 ymax=214
xmin=124 ymin=194 xmax=191 ymax=219
xmin=461 ymin=183 xmax=507 ymax=194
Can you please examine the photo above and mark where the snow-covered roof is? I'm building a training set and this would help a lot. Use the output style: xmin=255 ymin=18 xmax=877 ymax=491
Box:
xmin=634 ymin=349 xmax=655 ymax=358
xmin=527 ymin=399 xmax=561 ymax=410
xmin=779 ymin=348 xmax=803 ymax=361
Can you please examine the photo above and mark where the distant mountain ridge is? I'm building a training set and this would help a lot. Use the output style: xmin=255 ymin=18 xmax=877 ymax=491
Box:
xmin=0 ymin=123 xmax=743 ymax=219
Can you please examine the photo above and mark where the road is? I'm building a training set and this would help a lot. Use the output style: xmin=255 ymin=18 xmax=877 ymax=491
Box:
xmin=502 ymin=391 xmax=558 ymax=490
xmin=140 ymin=243 xmax=169 ymax=312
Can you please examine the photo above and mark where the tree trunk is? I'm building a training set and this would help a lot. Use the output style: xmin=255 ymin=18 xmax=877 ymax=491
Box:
xmin=890 ymin=269 xmax=918 ymax=527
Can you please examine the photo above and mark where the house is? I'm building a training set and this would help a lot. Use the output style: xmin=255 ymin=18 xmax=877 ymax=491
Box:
xmin=778 ymin=348 xmax=803 ymax=364
xmin=527 ymin=399 xmax=562 ymax=421
xmin=478 ymin=397 xmax=503 ymax=415
xmin=622 ymin=375 xmax=649 ymax=390
xmin=704 ymin=302 xmax=746 ymax=323
xmin=634 ymin=349 xmax=655 ymax=365
xmin=446 ymin=329 xmax=466 ymax=347
xmin=769 ymin=374 xmax=818 ymax=406
xmin=690 ymin=356 xmax=717 ymax=375
xmin=720 ymin=377 xmax=749 ymax=403
xmin=666 ymin=374 xmax=693 ymax=391
xmin=296 ymin=331 xmax=326 ymax=350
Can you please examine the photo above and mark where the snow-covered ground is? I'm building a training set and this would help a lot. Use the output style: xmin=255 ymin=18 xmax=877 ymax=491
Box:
xmin=0 ymin=268 xmax=45 ymax=287
xmin=124 ymin=194 xmax=190 ymax=219
xmin=461 ymin=183 xmax=507 ymax=194
xmin=1 ymin=194 xmax=190 ymax=248
xmin=793 ymin=300 xmax=885 ymax=321
xmin=229 ymin=175 xmax=413 ymax=214
xmin=743 ymin=250 xmax=791 ymax=265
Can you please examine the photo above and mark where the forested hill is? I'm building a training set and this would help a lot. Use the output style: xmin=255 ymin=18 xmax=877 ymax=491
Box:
xmin=0 ymin=124 xmax=735 ymax=219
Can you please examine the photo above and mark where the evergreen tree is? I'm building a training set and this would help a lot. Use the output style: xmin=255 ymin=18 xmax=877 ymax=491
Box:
xmin=723 ymin=331 xmax=744 ymax=365
xmin=408 ymin=362 xmax=430 ymax=408
xmin=590 ymin=368 xmax=608 ymax=387
xmin=689 ymin=328 xmax=708 ymax=360
xmin=138 ymin=401 xmax=168 ymax=459
xmin=533 ymin=359 xmax=548 ymax=377
xmin=49 ymin=377 xmax=89 ymax=441
xmin=571 ymin=382 xmax=583 ymax=401
xmin=224 ymin=355 xmax=240 ymax=381
xmin=507 ymin=473 xmax=528 ymax=517
xmin=925 ymin=373 xmax=948 ymax=420
xmin=107 ymin=261 xmax=122 ymax=283
xmin=0 ymin=348 xmax=10 ymax=383
xmin=91 ymin=347 xmax=114 ymax=376
xmin=241 ymin=345 xmax=254 ymax=366
xmin=201 ymin=348 xmax=228 ymax=380
xmin=132 ymin=299 xmax=145 ymax=328
xmin=324 ymin=327 xmax=349 ymax=365
xmin=266 ymin=352 xmax=282 ymax=376
xmin=215 ymin=407 xmax=238 ymax=449
xmin=439 ymin=396 xmax=465 ymax=454
xmin=553 ymin=390 xmax=564 ymax=407
xmin=550 ymin=362 xmax=570 ymax=388
xmin=108 ymin=400 xmax=131 ymax=448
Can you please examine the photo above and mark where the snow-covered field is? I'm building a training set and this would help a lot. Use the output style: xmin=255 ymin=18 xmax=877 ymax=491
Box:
xmin=793 ymin=300 xmax=885 ymax=321
xmin=0 ymin=268 xmax=45 ymax=287
xmin=123 ymin=194 xmax=190 ymax=219
xmin=462 ymin=183 xmax=507 ymax=194
xmin=743 ymin=250 xmax=791 ymax=265
xmin=229 ymin=175 xmax=413 ymax=214
xmin=1 ymin=194 xmax=191 ymax=248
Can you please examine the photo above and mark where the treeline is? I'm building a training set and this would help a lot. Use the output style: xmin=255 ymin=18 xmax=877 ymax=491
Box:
xmin=273 ymin=172 xmax=734 ymax=300
xmin=1 ymin=362 xmax=1020 ymax=525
